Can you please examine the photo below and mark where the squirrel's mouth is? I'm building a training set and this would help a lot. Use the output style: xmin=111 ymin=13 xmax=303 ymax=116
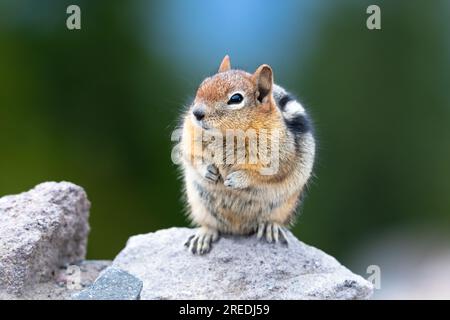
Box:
xmin=191 ymin=115 xmax=211 ymax=130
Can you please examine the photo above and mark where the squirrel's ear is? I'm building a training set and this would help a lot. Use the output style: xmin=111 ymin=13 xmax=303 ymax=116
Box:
xmin=218 ymin=55 xmax=231 ymax=73
xmin=253 ymin=64 xmax=273 ymax=103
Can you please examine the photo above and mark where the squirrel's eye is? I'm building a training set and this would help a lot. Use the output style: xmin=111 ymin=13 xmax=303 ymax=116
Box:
xmin=227 ymin=93 xmax=243 ymax=105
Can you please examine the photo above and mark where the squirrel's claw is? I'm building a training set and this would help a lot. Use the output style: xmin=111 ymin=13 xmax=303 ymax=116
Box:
xmin=185 ymin=227 xmax=219 ymax=255
xmin=256 ymin=222 xmax=288 ymax=245
xmin=201 ymin=164 xmax=220 ymax=183
xmin=224 ymin=171 xmax=250 ymax=189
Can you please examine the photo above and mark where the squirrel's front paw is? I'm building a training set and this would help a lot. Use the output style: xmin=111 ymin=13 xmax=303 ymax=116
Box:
xmin=224 ymin=171 xmax=250 ymax=189
xmin=184 ymin=227 xmax=219 ymax=255
xmin=256 ymin=222 xmax=289 ymax=245
xmin=200 ymin=164 xmax=220 ymax=183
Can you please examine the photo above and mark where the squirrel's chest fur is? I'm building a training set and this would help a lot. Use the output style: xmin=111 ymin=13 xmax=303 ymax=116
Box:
xmin=183 ymin=163 xmax=302 ymax=234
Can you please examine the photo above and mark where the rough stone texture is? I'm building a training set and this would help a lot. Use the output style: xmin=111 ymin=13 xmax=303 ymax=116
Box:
xmin=0 ymin=260 xmax=111 ymax=300
xmin=0 ymin=182 xmax=90 ymax=295
xmin=114 ymin=227 xmax=373 ymax=300
xmin=73 ymin=267 xmax=143 ymax=300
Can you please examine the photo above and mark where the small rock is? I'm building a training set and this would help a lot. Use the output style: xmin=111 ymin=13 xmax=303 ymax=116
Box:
xmin=0 ymin=260 xmax=111 ymax=300
xmin=113 ymin=227 xmax=373 ymax=300
xmin=0 ymin=182 xmax=90 ymax=295
xmin=72 ymin=267 xmax=143 ymax=300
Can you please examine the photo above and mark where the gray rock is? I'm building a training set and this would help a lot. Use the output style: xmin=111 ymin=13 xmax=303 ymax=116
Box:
xmin=72 ymin=267 xmax=143 ymax=300
xmin=0 ymin=260 xmax=111 ymax=300
xmin=0 ymin=182 xmax=90 ymax=295
xmin=113 ymin=227 xmax=373 ymax=300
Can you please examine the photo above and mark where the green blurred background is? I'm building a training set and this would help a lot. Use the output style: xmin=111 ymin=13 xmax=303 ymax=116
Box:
xmin=1 ymin=0 xmax=450 ymax=290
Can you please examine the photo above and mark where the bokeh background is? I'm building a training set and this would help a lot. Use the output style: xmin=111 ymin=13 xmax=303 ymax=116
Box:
xmin=1 ymin=0 xmax=450 ymax=298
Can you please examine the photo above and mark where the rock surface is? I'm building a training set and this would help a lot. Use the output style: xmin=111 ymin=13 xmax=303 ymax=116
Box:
xmin=73 ymin=267 xmax=143 ymax=300
xmin=113 ymin=227 xmax=373 ymax=300
xmin=0 ymin=260 xmax=111 ymax=300
xmin=0 ymin=182 xmax=90 ymax=295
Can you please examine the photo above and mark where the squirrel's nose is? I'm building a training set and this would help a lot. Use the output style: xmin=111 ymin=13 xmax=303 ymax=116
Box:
xmin=193 ymin=108 xmax=205 ymax=121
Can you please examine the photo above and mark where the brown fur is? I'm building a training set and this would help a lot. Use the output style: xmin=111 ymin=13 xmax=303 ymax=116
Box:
xmin=180 ymin=56 xmax=315 ymax=254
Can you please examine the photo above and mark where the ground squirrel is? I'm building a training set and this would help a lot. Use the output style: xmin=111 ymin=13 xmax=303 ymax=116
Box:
xmin=178 ymin=55 xmax=315 ymax=254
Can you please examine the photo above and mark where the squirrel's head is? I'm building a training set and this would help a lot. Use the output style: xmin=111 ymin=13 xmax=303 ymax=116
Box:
xmin=190 ymin=55 xmax=278 ymax=131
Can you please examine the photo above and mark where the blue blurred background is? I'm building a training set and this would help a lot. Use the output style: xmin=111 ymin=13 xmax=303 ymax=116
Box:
xmin=1 ymin=0 xmax=450 ymax=298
